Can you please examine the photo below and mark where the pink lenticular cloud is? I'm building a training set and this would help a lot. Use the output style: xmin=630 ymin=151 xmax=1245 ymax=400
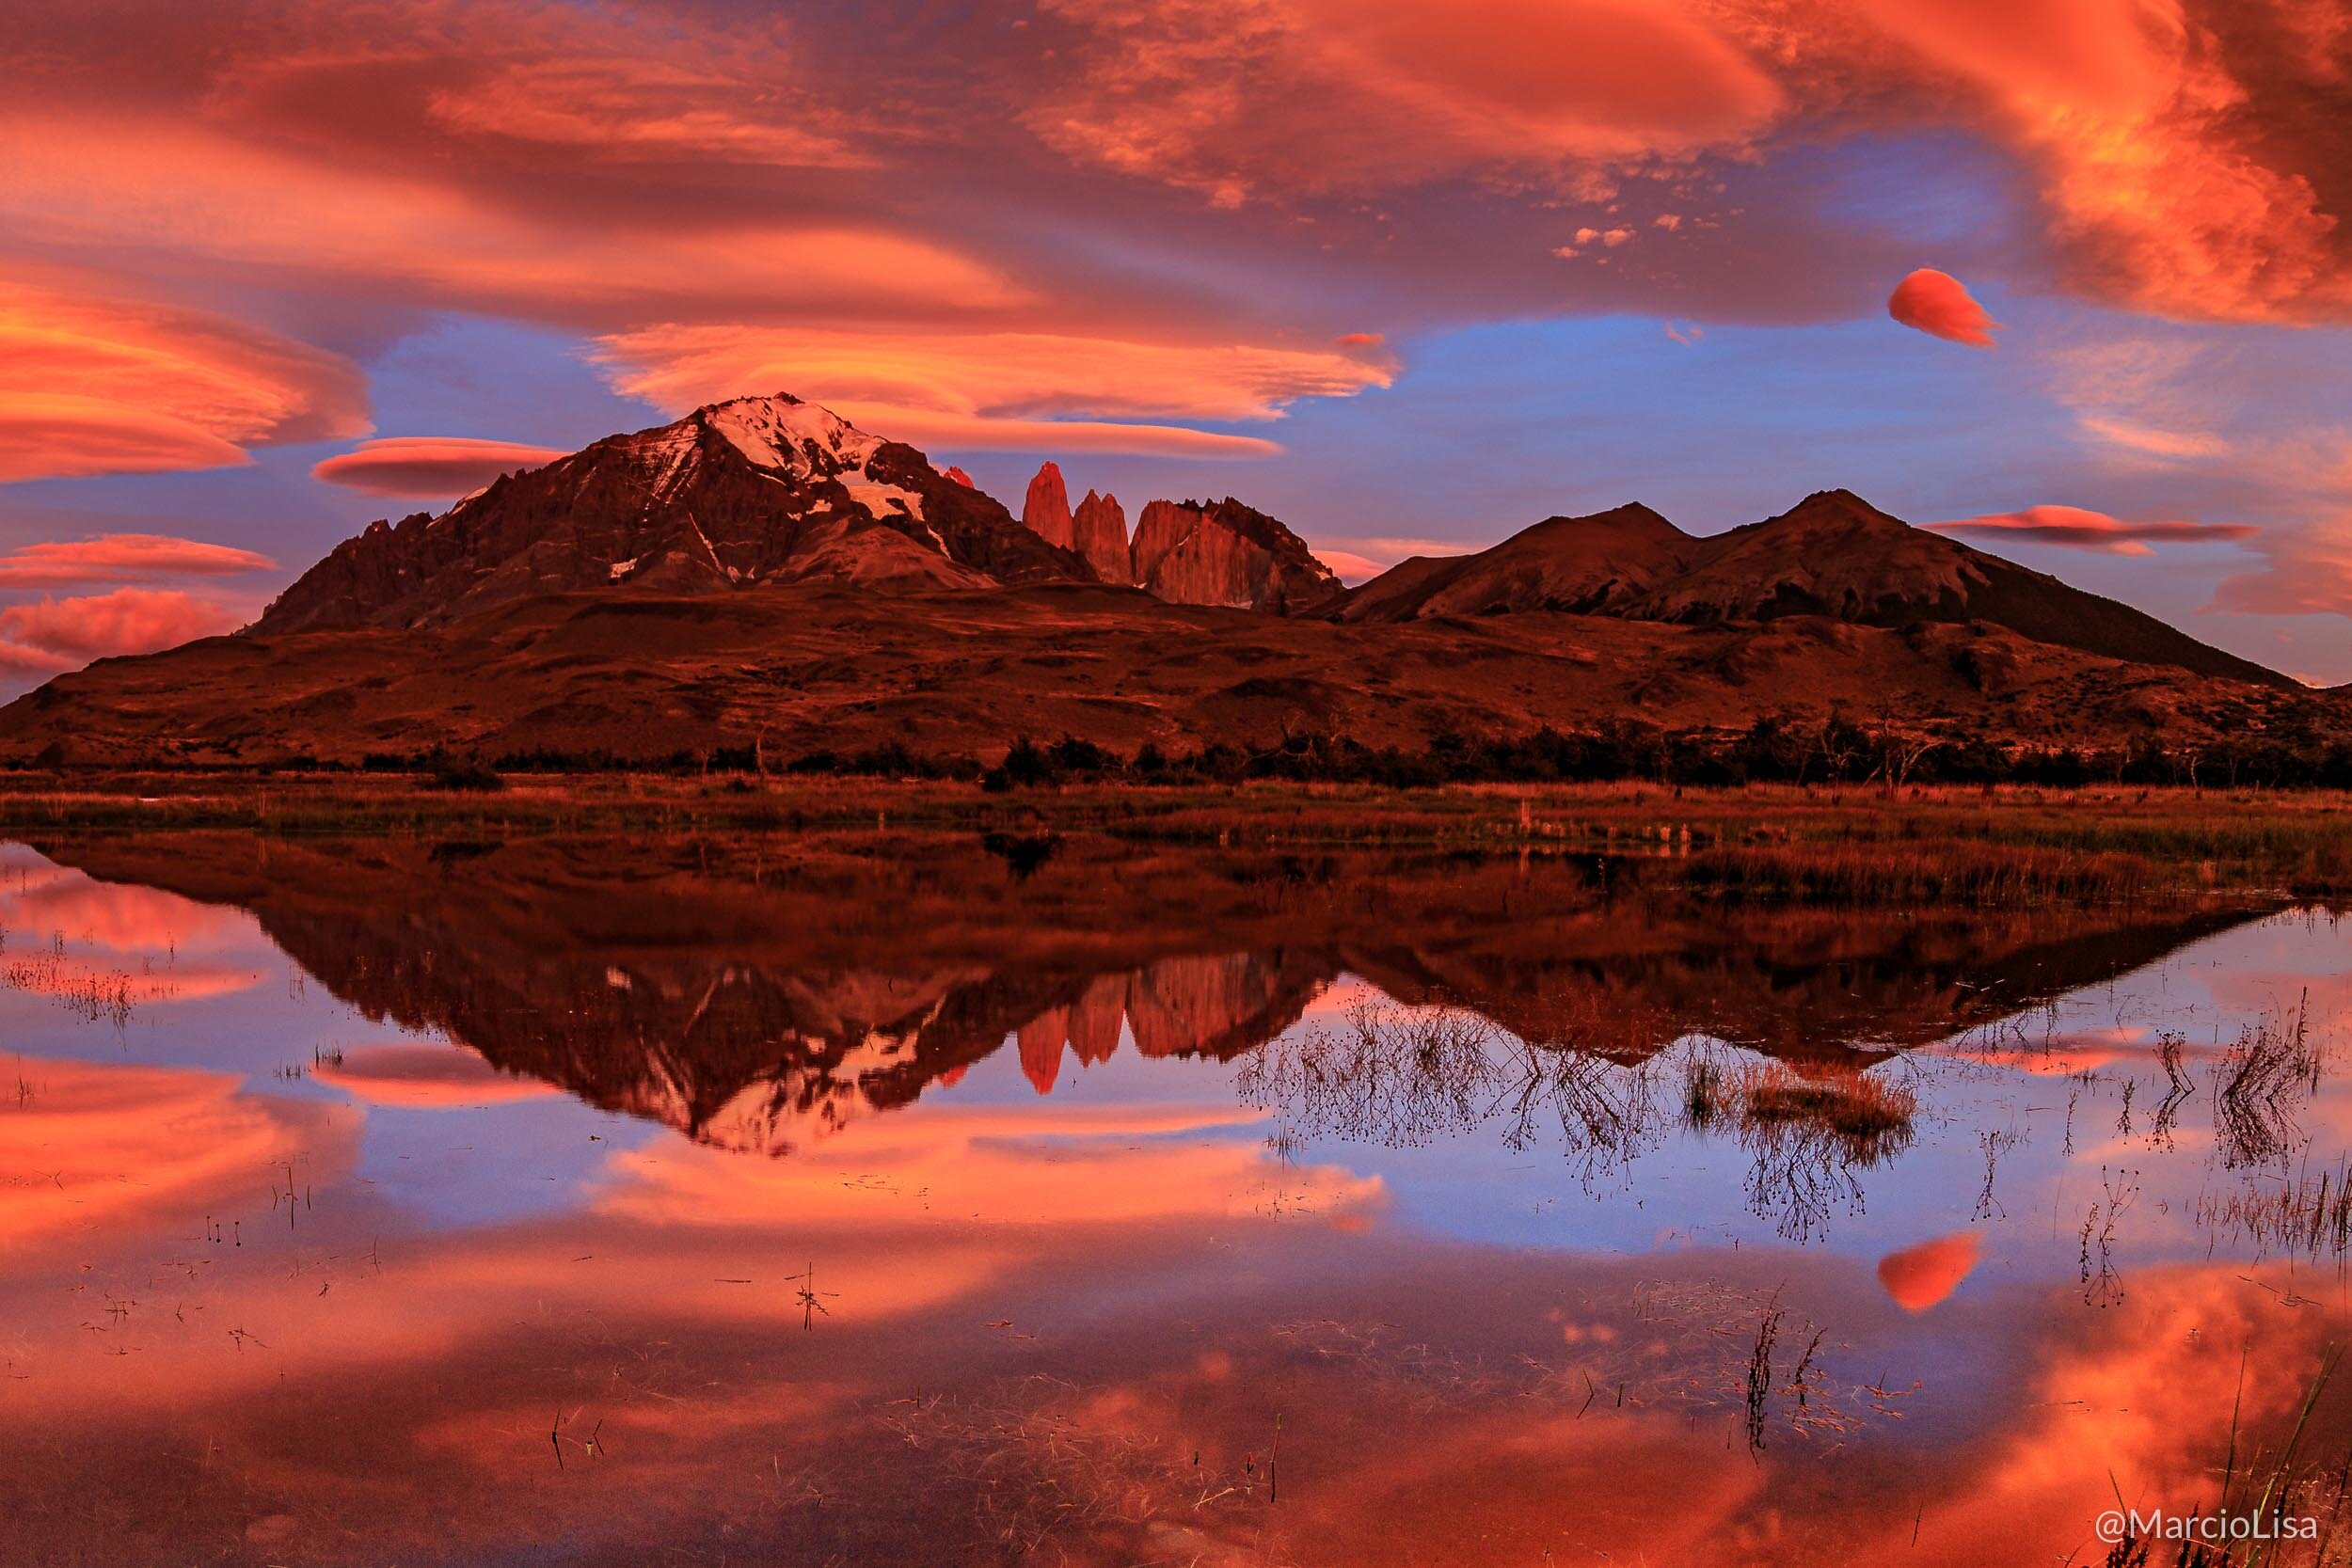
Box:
xmin=593 ymin=325 xmax=1394 ymax=458
xmin=312 ymin=437 xmax=573 ymax=498
xmin=0 ymin=534 xmax=276 ymax=589
xmin=1888 ymin=269 xmax=2002 ymax=348
xmin=1928 ymin=505 xmax=2257 ymax=556
xmin=0 ymin=281 xmax=370 ymax=482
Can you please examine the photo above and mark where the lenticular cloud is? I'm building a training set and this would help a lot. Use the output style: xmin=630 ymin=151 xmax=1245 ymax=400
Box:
xmin=312 ymin=437 xmax=573 ymax=498
xmin=1888 ymin=268 xmax=2002 ymax=348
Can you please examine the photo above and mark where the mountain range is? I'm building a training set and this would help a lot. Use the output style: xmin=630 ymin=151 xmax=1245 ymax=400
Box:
xmin=0 ymin=392 xmax=2330 ymax=768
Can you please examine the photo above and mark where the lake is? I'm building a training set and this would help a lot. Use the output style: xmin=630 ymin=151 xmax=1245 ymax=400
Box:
xmin=4 ymin=826 xmax=2349 ymax=1565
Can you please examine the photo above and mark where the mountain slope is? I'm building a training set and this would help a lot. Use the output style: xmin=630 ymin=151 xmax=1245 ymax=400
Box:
xmin=1342 ymin=489 xmax=2289 ymax=689
xmin=255 ymin=395 xmax=1091 ymax=634
xmin=0 ymin=578 xmax=2321 ymax=768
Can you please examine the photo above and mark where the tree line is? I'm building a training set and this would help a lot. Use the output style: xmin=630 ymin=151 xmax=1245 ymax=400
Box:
xmin=290 ymin=713 xmax=2352 ymax=791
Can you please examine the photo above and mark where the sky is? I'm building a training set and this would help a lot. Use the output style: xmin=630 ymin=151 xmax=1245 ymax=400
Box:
xmin=2 ymin=0 xmax=2349 ymax=684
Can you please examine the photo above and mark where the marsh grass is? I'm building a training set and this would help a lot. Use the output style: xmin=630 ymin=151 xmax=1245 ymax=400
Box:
xmin=1685 ymin=1055 xmax=1725 ymax=1130
xmin=1236 ymin=998 xmax=1665 ymax=1181
xmin=8 ymin=777 xmax=2352 ymax=900
xmin=1721 ymin=1064 xmax=1919 ymax=1242
xmin=0 ymin=930 xmax=141 ymax=1024
xmin=1234 ymin=999 xmax=1508 ymax=1150
xmin=2216 ymin=1002 xmax=2327 ymax=1171
xmin=2199 ymin=1164 xmax=2352 ymax=1261
xmin=1730 ymin=1063 xmax=1917 ymax=1146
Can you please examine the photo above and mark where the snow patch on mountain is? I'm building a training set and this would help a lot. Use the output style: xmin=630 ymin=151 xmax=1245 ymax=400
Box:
xmin=842 ymin=477 xmax=927 ymax=525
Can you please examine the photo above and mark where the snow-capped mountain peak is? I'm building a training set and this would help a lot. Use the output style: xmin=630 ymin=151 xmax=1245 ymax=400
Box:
xmin=700 ymin=394 xmax=883 ymax=477
xmin=249 ymin=392 xmax=1092 ymax=633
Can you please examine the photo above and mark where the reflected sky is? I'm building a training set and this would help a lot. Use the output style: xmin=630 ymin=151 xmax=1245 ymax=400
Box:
xmin=3 ymin=836 xmax=2350 ymax=1566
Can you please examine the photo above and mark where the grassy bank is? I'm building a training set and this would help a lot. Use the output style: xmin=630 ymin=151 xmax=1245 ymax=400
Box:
xmin=1 ymin=772 xmax=2348 ymax=900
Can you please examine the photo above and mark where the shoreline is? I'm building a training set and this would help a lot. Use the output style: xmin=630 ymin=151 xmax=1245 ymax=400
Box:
xmin=4 ymin=773 xmax=2349 ymax=896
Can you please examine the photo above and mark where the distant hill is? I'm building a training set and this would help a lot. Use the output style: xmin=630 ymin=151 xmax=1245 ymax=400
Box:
xmin=1337 ymin=489 xmax=2289 ymax=689
xmin=1336 ymin=502 xmax=1691 ymax=622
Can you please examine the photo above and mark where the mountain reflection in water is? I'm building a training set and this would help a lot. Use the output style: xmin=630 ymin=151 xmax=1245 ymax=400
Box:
xmin=3 ymin=830 xmax=2351 ymax=1568
xmin=24 ymin=830 xmax=2267 ymax=1153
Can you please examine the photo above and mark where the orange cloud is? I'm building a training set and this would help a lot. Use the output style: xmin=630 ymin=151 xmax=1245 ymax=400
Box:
xmin=1875 ymin=1231 xmax=1981 ymax=1310
xmin=1034 ymin=0 xmax=2351 ymax=327
xmin=0 ymin=587 xmax=239 ymax=664
xmin=1312 ymin=549 xmax=1388 ymax=583
xmin=593 ymin=326 xmax=1395 ymax=458
xmin=311 ymin=1044 xmax=560 ymax=1109
xmin=1888 ymin=268 xmax=2002 ymax=347
xmin=182 ymin=0 xmax=868 ymax=172
xmin=0 ymin=533 xmax=275 ymax=589
xmin=599 ymin=1099 xmax=1383 ymax=1231
xmin=1851 ymin=0 xmax=2352 ymax=325
xmin=0 ymin=1057 xmax=356 ymax=1248
xmin=1307 ymin=533 xmax=1484 ymax=583
xmin=0 ymin=280 xmax=369 ymax=481
xmin=420 ymin=50 xmax=864 ymax=169
xmin=311 ymin=437 xmax=571 ymax=498
xmin=1927 ymin=504 xmax=2257 ymax=555
xmin=2213 ymin=510 xmax=2352 ymax=619
xmin=4 ymin=871 xmax=246 ymax=954
xmin=1845 ymin=1265 xmax=2335 ymax=1562
xmin=2201 ymin=438 xmax=2352 ymax=619
xmin=0 ymin=117 xmax=1025 ymax=325
xmin=1027 ymin=0 xmax=1785 ymax=203
xmin=0 ymin=641 xmax=70 ymax=677
xmin=2076 ymin=415 xmax=2233 ymax=460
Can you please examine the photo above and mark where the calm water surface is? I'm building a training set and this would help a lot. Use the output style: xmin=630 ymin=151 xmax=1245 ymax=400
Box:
xmin=4 ymin=831 xmax=2350 ymax=1565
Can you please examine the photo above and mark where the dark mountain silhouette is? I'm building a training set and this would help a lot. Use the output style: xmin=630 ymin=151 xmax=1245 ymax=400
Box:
xmin=1338 ymin=490 xmax=2288 ymax=689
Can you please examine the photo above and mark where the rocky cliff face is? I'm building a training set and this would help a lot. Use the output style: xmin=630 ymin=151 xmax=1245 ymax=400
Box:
xmin=1008 ymin=463 xmax=1340 ymax=613
xmin=1073 ymin=489 xmax=1132 ymax=585
xmin=1021 ymin=460 xmax=1074 ymax=550
xmin=1014 ymin=951 xmax=1323 ymax=1093
xmin=251 ymin=395 xmax=1092 ymax=634
xmin=1131 ymin=497 xmax=1343 ymax=613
